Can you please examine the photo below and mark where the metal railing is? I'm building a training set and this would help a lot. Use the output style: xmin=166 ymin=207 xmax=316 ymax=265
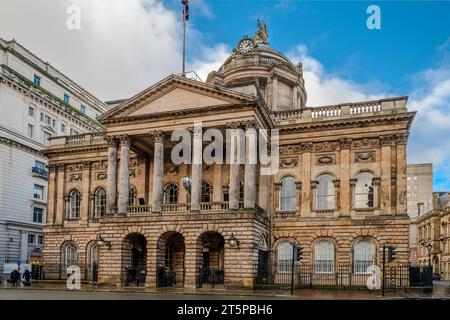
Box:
xmin=254 ymin=262 xmax=413 ymax=289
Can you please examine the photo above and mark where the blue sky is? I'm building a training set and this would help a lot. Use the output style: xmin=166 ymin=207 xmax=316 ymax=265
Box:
xmin=1 ymin=0 xmax=449 ymax=190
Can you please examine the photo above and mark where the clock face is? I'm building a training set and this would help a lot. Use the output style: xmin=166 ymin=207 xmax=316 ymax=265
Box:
xmin=238 ymin=39 xmax=254 ymax=54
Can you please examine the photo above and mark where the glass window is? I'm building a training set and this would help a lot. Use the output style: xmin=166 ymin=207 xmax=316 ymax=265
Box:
xmin=80 ymin=105 xmax=86 ymax=113
xmin=128 ymin=186 xmax=137 ymax=206
xmin=33 ymin=74 xmax=41 ymax=86
xmin=61 ymin=123 xmax=66 ymax=133
xmin=44 ymin=115 xmax=51 ymax=125
xmin=314 ymin=240 xmax=334 ymax=273
xmin=63 ymin=94 xmax=70 ymax=104
xmin=35 ymin=160 xmax=45 ymax=171
xmin=33 ymin=207 xmax=43 ymax=223
xmin=201 ymin=181 xmax=212 ymax=202
xmin=316 ymin=174 xmax=334 ymax=210
xmin=27 ymin=124 xmax=34 ymax=138
xmin=40 ymin=113 xmax=44 ymax=122
xmin=354 ymin=172 xmax=375 ymax=208
xmin=64 ymin=243 xmax=77 ymax=267
xmin=280 ymin=176 xmax=296 ymax=211
xmin=69 ymin=190 xmax=81 ymax=219
xmin=42 ymin=131 xmax=52 ymax=144
xmin=94 ymin=188 xmax=106 ymax=217
xmin=28 ymin=234 xmax=35 ymax=244
xmin=164 ymin=183 xmax=179 ymax=204
xmin=28 ymin=106 xmax=34 ymax=117
xmin=277 ymin=241 xmax=294 ymax=272
xmin=34 ymin=184 xmax=44 ymax=200
xmin=353 ymin=239 xmax=376 ymax=273
xmin=38 ymin=235 xmax=43 ymax=245
xmin=52 ymin=119 xmax=56 ymax=128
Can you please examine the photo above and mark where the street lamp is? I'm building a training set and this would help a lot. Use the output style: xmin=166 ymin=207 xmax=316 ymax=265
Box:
xmin=95 ymin=234 xmax=111 ymax=248
xmin=228 ymin=233 xmax=240 ymax=249
xmin=425 ymin=243 xmax=433 ymax=267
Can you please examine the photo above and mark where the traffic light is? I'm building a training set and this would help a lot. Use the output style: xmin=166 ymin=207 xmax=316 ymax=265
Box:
xmin=295 ymin=245 xmax=304 ymax=261
xmin=387 ymin=246 xmax=397 ymax=262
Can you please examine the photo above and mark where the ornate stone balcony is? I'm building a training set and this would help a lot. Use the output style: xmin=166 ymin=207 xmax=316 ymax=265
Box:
xmin=273 ymin=97 xmax=408 ymax=125
xmin=49 ymin=132 xmax=106 ymax=147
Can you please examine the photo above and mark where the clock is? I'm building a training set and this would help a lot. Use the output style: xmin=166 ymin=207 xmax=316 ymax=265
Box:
xmin=237 ymin=38 xmax=254 ymax=54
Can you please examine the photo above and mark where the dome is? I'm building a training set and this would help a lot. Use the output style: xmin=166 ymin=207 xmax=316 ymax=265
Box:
xmin=206 ymin=20 xmax=307 ymax=110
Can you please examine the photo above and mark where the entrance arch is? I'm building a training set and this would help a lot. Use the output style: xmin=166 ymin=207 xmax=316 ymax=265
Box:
xmin=196 ymin=231 xmax=225 ymax=287
xmin=156 ymin=232 xmax=185 ymax=287
xmin=122 ymin=233 xmax=147 ymax=286
xmin=86 ymin=242 xmax=99 ymax=282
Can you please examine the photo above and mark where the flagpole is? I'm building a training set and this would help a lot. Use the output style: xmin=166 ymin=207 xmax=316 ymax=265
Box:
xmin=182 ymin=17 xmax=186 ymax=76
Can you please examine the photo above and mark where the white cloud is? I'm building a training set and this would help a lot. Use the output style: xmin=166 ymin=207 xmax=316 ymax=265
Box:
xmin=0 ymin=0 xmax=219 ymax=100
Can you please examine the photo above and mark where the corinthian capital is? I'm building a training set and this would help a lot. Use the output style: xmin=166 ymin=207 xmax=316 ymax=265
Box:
xmin=150 ymin=130 xmax=165 ymax=143
xmin=104 ymin=135 xmax=118 ymax=146
xmin=117 ymin=134 xmax=131 ymax=147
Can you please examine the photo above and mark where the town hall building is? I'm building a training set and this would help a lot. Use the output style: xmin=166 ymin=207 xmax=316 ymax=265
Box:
xmin=42 ymin=22 xmax=415 ymax=288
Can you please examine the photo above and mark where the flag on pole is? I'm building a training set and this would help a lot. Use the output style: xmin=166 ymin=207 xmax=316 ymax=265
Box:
xmin=182 ymin=0 xmax=189 ymax=21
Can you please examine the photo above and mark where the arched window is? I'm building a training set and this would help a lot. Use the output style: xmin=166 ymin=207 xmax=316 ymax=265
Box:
xmin=201 ymin=181 xmax=212 ymax=202
xmin=353 ymin=238 xmax=376 ymax=273
xmin=314 ymin=240 xmax=334 ymax=273
xmin=316 ymin=174 xmax=334 ymax=210
xmin=355 ymin=172 xmax=375 ymax=208
xmin=69 ymin=190 xmax=81 ymax=219
xmin=280 ymin=176 xmax=296 ymax=211
xmin=94 ymin=188 xmax=106 ymax=217
xmin=223 ymin=181 xmax=244 ymax=202
xmin=64 ymin=242 xmax=77 ymax=268
xmin=129 ymin=186 xmax=137 ymax=206
xmin=277 ymin=241 xmax=294 ymax=272
xmin=164 ymin=183 xmax=178 ymax=204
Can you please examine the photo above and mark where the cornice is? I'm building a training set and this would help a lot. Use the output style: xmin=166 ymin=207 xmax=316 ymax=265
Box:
xmin=0 ymin=136 xmax=44 ymax=157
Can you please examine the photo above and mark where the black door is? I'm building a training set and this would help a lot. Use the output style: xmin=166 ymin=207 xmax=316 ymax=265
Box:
xmin=257 ymin=250 xmax=269 ymax=283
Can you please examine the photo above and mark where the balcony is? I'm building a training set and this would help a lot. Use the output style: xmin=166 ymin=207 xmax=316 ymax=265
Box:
xmin=127 ymin=201 xmax=264 ymax=216
xmin=32 ymin=166 xmax=48 ymax=179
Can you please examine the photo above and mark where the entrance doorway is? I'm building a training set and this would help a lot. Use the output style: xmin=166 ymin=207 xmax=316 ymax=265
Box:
xmin=122 ymin=233 xmax=147 ymax=286
xmin=156 ymin=232 xmax=185 ymax=287
xmin=197 ymin=231 xmax=225 ymax=287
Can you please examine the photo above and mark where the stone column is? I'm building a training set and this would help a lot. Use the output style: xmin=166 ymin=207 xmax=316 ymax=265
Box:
xmin=380 ymin=135 xmax=393 ymax=215
xmin=272 ymin=73 xmax=278 ymax=110
xmin=244 ymin=121 xmax=257 ymax=209
xmin=191 ymin=126 xmax=203 ymax=211
xmin=55 ymin=164 xmax=66 ymax=225
xmin=396 ymin=134 xmax=408 ymax=215
xmin=258 ymin=173 xmax=269 ymax=211
xmin=228 ymin=123 xmax=241 ymax=210
xmin=212 ymin=164 xmax=223 ymax=202
xmin=300 ymin=142 xmax=313 ymax=215
xmin=339 ymin=138 xmax=352 ymax=215
xmin=46 ymin=164 xmax=57 ymax=225
xmin=117 ymin=135 xmax=131 ymax=215
xmin=293 ymin=85 xmax=298 ymax=109
xmin=105 ymin=136 xmax=118 ymax=215
xmin=151 ymin=131 xmax=165 ymax=213
xmin=80 ymin=161 xmax=91 ymax=223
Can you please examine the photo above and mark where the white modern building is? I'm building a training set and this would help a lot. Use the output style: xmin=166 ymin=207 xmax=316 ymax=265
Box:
xmin=0 ymin=38 xmax=108 ymax=274
xmin=406 ymin=163 xmax=433 ymax=264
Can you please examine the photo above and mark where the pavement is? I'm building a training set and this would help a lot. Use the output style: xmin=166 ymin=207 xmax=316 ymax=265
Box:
xmin=0 ymin=280 xmax=449 ymax=300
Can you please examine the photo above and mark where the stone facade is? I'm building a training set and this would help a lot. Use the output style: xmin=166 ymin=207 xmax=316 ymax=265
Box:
xmin=42 ymin=24 xmax=415 ymax=288
xmin=417 ymin=192 xmax=450 ymax=280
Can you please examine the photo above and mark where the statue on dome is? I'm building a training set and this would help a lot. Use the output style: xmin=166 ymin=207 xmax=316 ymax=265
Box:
xmin=253 ymin=19 xmax=269 ymax=44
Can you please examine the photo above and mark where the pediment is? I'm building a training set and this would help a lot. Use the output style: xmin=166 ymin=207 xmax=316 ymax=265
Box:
xmin=99 ymin=75 xmax=257 ymax=121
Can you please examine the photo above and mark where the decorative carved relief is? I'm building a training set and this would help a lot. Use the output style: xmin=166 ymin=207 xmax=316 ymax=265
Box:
xmin=339 ymin=138 xmax=352 ymax=149
xmin=316 ymin=154 xmax=335 ymax=165
xmin=353 ymin=138 xmax=380 ymax=149
xmin=95 ymin=172 xmax=107 ymax=180
xmin=91 ymin=160 xmax=107 ymax=170
xmin=314 ymin=141 xmax=339 ymax=152
xmin=379 ymin=135 xmax=395 ymax=147
xmin=66 ymin=163 xmax=83 ymax=172
xmin=129 ymin=169 xmax=136 ymax=177
xmin=69 ymin=173 xmax=82 ymax=182
xmin=166 ymin=165 xmax=179 ymax=174
xmin=280 ymin=157 xmax=298 ymax=168
xmin=300 ymin=142 xmax=313 ymax=153
xmin=355 ymin=151 xmax=375 ymax=162
xmin=279 ymin=144 xmax=301 ymax=155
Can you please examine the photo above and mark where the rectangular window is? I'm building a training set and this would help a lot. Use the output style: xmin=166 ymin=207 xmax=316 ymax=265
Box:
xmin=70 ymin=128 xmax=79 ymax=135
xmin=43 ymin=131 xmax=52 ymax=144
xmin=44 ymin=115 xmax=51 ymax=126
xmin=33 ymin=207 xmax=43 ymax=223
xmin=61 ymin=123 xmax=66 ymax=133
xmin=35 ymin=160 xmax=45 ymax=171
xmin=28 ymin=234 xmax=35 ymax=244
xmin=40 ymin=113 xmax=44 ymax=122
xmin=34 ymin=184 xmax=44 ymax=200
xmin=33 ymin=75 xmax=41 ymax=86
xmin=63 ymin=94 xmax=70 ymax=104
xmin=27 ymin=124 xmax=34 ymax=138
xmin=28 ymin=106 xmax=34 ymax=117
xmin=38 ymin=235 xmax=43 ymax=245
xmin=52 ymin=119 xmax=56 ymax=128
xmin=80 ymin=105 xmax=86 ymax=113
